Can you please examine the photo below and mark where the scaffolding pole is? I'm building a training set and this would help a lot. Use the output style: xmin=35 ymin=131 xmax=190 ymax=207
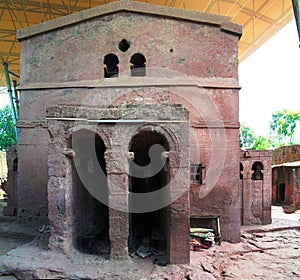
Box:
xmin=3 ymin=63 xmax=18 ymax=140
xmin=13 ymin=80 xmax=20 ymax=115
xmin=292 ymin=0 xmax=300 ymax=46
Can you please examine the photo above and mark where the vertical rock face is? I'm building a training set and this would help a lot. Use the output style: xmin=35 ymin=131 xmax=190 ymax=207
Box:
xmin=272 ymin=144 xmax=300 ymax=165
xmin=17 ymin=1 xmax=241 ymax=263
xmin=271 ymin=145 xmax=300 ymax=211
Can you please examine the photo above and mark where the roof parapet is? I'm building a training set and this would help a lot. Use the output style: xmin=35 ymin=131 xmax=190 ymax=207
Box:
xmin=17 ymin=0 xmax=242 ymax=40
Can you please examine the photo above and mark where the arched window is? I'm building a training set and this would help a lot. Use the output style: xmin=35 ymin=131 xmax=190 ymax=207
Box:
xmin=130 ymin=53 xmax=146 ymax=76
xmin=240 ymin=163 xmax=243 ymax=180
xmin=251 ymin=161 xmax=263 ymax=180
xmin=13 ymin=157 xmax=18 ymax=172
xmin=103 ymin=54 xmax=119 ymax=78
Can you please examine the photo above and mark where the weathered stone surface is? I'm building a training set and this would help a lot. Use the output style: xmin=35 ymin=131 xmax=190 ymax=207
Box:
xmin=272 ymin=145 xmax=300 ymax=165
xmin=240 ymin=150 xmax=273 ymax=225
xmin=15 ymin=0 xmax=241 ymax=265
xmin=272 ymin=162 xmax=300 ymax=212
xmin=1 ymin=206 xmax=300 ymax=279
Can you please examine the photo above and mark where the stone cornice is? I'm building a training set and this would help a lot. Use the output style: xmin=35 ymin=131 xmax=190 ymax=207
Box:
xmin=18 ymin=77 xmax=240 ymax=90
xmin=17 ymin=119 xmax=239 ymax=129
xmin=17 ymin=0 xmax=242 ymax=40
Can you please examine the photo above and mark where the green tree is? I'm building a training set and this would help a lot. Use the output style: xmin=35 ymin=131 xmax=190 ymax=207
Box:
xmin=240 ymin=123 xmax=273 ymax=150
xmin=0 ymin=105 xmax=17 ymax=150
xmin=240 ymin=123 xmax=256 ymax=149
xmin=252 ymin=135 xmax=273 ymax=150
xmin=270 ymin=110 xmax=300 ymax=146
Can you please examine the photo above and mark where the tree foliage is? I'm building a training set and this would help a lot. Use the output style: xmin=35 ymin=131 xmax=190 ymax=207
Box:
xmin=240 ymin=123 xmax=256 ymax=149
xmin=240 ymin=123 xmax=273 ymax=150
xmin=270 ymin=110 xmax=300 ymax=146
xmin=0 ymin=105 xmax=16 ymax=151
xmin=252 ymin=136 xmax=273 ymax=150
xmin=240 ymin=110 xmax=300 ymax=151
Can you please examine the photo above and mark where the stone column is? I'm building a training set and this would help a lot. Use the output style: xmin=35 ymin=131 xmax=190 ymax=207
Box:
xmin=168 ymin=151 xmax=190 ymax=264
xmin=242 ymin=162 xmax=252 ymax=225
xmin=47 ymin=120 xmax=74 ymax=254
xmin=262 ymin=166 xmax=272 ymax=224
xmin=48 ymin=149 xmax=74 ymax=253
xmin=105 ymin=148 xmax=129 ymax=259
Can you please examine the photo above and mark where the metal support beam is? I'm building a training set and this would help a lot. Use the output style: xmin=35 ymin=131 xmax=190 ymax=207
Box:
xmin=292 ymin=0 xmax=300 ymax=46
xmin=3 ymin=63 xmax=18 ymax=140
xmin=12 ymin=80 xmax=20 ymax=115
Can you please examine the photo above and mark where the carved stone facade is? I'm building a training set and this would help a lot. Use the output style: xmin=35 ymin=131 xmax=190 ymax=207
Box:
xmin=240 ymin=150 xmax=272 ymax=225
xmin=46 ymin=104 xmax=190 ymax=263
xmin=16 ymin=1 xmax=241 ymax=263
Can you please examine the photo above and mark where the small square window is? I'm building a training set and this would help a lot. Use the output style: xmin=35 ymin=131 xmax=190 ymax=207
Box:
xmin=191 ymin=164 xmax=202 ymax=184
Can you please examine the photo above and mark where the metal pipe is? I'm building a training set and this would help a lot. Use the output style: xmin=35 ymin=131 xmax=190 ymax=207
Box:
xmin=13 ymin=80 xmax=19 ymax=116
xmin=3 ymin=63 xmax=18 ymax=140
xmin=8 ymin=71 xmax=20 ymax=79
xmin=292 ymin=0 xmax=300 ymax=46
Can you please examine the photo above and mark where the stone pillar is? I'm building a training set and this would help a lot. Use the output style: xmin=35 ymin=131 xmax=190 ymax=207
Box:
xmin=252 ymin=180 xmax=263 ymax=220
xmin=47 ymin=120 xmax=74 ymax=254
xmin=48 ymin=148 xmax=74 ymax=253
xmin=105 ymin=148 xmax=129 ymax=259
xmin=242 ymin=163 xmax=252 ymax=225
xmin=168 ymin=151 xmax=190 ymax=264
xmin=262 ymin=166 xmax=272 ymax=224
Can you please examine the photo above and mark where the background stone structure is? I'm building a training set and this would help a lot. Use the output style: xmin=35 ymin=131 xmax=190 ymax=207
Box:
xmin=2 ymin=146 xmax=18 ymax=216
xmin=272 ymin=145 xmax=300 ymax=209
xmin=272 ymin=144 xmax=300 ymax=165
xmin=0 ymin=151 xmax=8 ymax=200
xmin=16 ymin=0 xmax=241 ymax=263
xmin=0 ymin=151 xmax=7 ymax=184
xmin=240 ymin=150 xmax=272 ymax=225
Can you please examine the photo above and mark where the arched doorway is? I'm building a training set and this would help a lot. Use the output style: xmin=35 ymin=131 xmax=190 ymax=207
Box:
xmin=128 ymin=130 xmax=170 ymax=260
xmin=70 ymin=130 xmax=110 ymax=255
xmin=277 ymin=183 xmax=286 ymax=203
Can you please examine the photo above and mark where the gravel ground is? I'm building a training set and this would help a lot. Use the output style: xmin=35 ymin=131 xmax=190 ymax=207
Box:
xmin=0 ymin=204 xmax=299 ymax=279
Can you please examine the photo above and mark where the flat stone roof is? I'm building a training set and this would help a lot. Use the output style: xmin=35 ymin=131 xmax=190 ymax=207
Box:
xmin=272 ymin=161 xmax=300 ymax=168
xmin=17 ymin=0 xmax=242 ymax=40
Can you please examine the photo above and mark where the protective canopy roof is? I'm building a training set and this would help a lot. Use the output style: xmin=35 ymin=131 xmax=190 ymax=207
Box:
xmin=0 ymin=0 xmax=296 ymax=86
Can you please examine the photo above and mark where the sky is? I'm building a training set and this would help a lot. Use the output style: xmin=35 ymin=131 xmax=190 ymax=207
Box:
xmin=239 ymin=19 xmax=300 ymax=137
xmin=0 ymin=88 xmax=9 ymax=107
xmin=0 ymin=19 xmax=299 ymax=138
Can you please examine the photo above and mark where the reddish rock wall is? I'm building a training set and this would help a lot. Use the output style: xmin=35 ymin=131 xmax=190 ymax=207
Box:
xmin=272 ymin=165 xmax=300 ymax=208
xmin=272 ymin=145 xmax=300 ymax=165
xmin=272 ymin=145 xmax=300 ymax=209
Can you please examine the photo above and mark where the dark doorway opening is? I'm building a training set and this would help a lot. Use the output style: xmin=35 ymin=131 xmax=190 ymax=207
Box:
xmin=240 ymin=163 xmax=243 ymax=180
xmin=251 ymin=161 xmax=263 ymax=180
xmin=71 ymin=130 xmax=109 ymax=256
xmin=277 ymin=183 xmax=286 ymax=203
xmin=129 ymin=131 xmax=169 ymax=261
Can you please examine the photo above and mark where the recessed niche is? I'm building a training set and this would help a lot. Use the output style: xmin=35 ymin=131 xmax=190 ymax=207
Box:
xmin=118 ymin=39 xmax=131 ymax=52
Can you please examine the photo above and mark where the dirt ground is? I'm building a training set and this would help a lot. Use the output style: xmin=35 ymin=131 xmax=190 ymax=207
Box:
xmin=0 ymin=201 xmax=299 ymax=279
